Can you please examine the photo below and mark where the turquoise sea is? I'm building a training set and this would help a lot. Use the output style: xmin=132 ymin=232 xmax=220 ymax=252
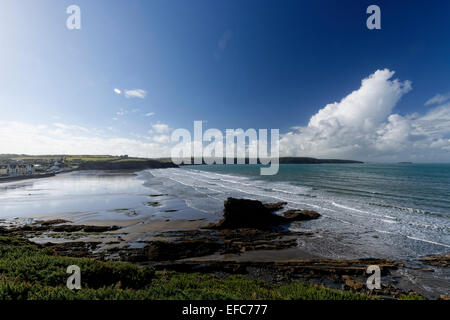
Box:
xmin=149 ymin=163 xmax=450 ymax=259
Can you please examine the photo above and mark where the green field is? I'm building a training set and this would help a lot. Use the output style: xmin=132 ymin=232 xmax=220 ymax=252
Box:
xmin=3 ymin=155 xmax=150 ymax=163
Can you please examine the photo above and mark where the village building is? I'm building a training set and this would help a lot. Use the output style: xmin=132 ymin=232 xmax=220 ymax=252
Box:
xmin=0 ymin=163 xmax=35 ymax=177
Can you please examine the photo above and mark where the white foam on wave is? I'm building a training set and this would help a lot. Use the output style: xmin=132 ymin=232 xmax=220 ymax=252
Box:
xmin=175 ymin=168 xmax=325 ymax=211
xmin=332 ymin=202 xmax=397 ymax=221
xmin=373 ymin=228 xmax=450 ymax=248
xmin=406 ymin=236 xmax=450 ymax=248
xmin=164 ymin=169 xmax=402 ymax=224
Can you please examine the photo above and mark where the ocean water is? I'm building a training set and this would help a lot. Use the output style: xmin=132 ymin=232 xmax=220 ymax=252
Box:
xmin=149 ymin=163 xmax=450 ymax=260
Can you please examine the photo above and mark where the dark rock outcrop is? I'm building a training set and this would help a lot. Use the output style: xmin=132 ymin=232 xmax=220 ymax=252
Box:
xmin=135 ymin=228 xmax=300 ymax=262
xmin=419 ymin=254 xmax=449 ymax=268
xmin=205 ymin=198 xmax=320 ymax=230
xmin=264 ymin=202 xmax=288 ymax=212
xmin=7 ymin=223 xmax=120 ymax=234
xmin=146 ymin=240 xmax=221 ymax=261
xmin=152 ymin=258 xmax=400 ymax=277
xmin=283 ymin=209 xmax=321 ymax=220
xmin=44 ymin=241 xmax=100 ymax=258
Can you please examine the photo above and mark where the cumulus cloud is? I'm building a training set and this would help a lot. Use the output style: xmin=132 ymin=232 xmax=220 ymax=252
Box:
xmin=113 ymin=88 xmax=122 ymax=95
xmin=125 ymin=89 xmax=147 ymax=99
xmin=0 ymin=121 xmax=171 ymax=158
xmin=152 ymin=134 xmax=170 ymax=144
xmin=280 ymin=69 xmax=450 ymax=162
xmin=152 ymin=122 xmax=170 ymax=134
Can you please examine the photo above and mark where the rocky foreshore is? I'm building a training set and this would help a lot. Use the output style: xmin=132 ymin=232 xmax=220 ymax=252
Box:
xmin=1 ymin=197 xmax=447 ymax=299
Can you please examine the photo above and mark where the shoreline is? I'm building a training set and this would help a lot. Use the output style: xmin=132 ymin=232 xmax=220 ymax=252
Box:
xmin=0 ymin=172 xmax=56 ymax=184
xmin=0 ymin=168 xmax=448 ymax=300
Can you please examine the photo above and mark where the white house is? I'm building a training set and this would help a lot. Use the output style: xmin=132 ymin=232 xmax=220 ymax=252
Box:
xmin=0 ymin=163 xmax=35 ymax=176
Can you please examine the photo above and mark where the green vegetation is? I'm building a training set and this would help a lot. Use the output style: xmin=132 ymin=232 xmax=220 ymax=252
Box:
xmin=112 ymin=158 xmax=148 ymax=162
xmin=0 ymin=274 xmax=374 ymax=300
xmin=66 ymin=155 xmax=122 ymax=162
xmin=66 ymin=156 xmax=148 ymax=162
xmin=399 ymin=293 xmax=426 ymax=300
xmin=1 ymin=154 xmax=149 ymax=163
xmin=0 ymin=236 xmax=154 ymax=290
xmin=0 ymin=235 xmax=375 ymax=300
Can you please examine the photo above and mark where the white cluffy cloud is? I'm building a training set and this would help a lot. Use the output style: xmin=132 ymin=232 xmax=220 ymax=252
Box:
xmin=280 ymin=69 xmax=450 ymax=162
xmin=152 ymin=122 xmax=170 ymax=134
xmin=125 ymin=89 xmax=147 ymax=99
xmin=0 ymin=121 xmax=172 ymax=158
xmin=114 ymin=88 xmax=147 ymax=99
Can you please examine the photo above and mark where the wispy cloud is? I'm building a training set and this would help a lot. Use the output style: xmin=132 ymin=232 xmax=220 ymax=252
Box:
xmin=114 ymin=88 xmax=147 ymax=99
xmin=218 ymin=29 xmax=232 ymax=51
xmin=116 ymin=108 xmax=128 ymax=116
xmin=425 ymin=92 xmax=450 ymax=106
xmin=53 ymin=123 xmax=90 ymax=133
xmin=145 ymin=112 xmax=155 ymax=117
xmin=125 ymin=89 xmax=147 ymax=99
xmin=214 ymin=29 xmax=232 ymax=60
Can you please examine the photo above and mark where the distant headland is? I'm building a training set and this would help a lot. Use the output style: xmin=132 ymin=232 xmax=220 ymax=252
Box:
xmin=0 ymin=154 xmax=363 ymax=178
xmin=156 ymin=156 xmax=364 ymax=165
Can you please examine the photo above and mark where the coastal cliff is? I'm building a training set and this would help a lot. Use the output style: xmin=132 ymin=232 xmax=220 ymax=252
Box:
xmin=77 ymin=159 xmax=178 ymax=170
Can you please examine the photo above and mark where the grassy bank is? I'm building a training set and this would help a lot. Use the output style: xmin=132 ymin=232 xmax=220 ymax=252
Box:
xmin=0 ymin=235 xmax=381 ymax=300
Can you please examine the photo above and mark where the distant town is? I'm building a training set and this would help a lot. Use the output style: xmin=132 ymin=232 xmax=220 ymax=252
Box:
xmin=0 ymin=157 xmax=72 ymax=179
xmin=0 ymin=154 xmax=173 ymax=182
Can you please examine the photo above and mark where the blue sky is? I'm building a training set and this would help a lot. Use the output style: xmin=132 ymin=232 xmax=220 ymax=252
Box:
xmin=1 ymin=0 xmax=450 ymax=161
